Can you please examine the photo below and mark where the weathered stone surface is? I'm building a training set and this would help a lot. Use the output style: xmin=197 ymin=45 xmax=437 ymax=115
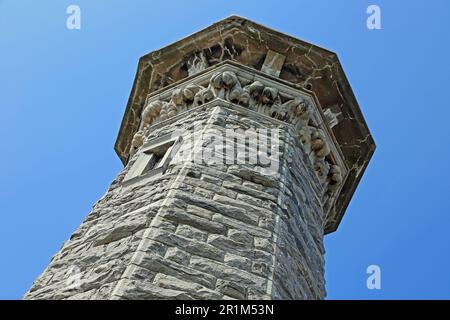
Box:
xmin=147 ymin=228 xmax=225 ymax=262
xmin=159 ymin=207 xmax=227 ymax=235
xmin=153 ymin=274 xmax=222 ymax=299
xmin=228 ymin=229 xmax=253 ymax=246
xmin=212 ymin=213 xmax=273 ymax=239
xmin=25 ymin=16 xmax=373 ymax=300
xmin=114 ymin=15 xmax=375 ymax=234
xmin=175 ymin=224 xmax=208 ymax=242
xmin=216 ymin=279 xmax=247 ymax=299
xmin=134 ymin=252 xmax=216 ymax=289
xmin=116 ymin=279 xmax=192 ymax=300
xmin=164 ymin=247 xmax=190 ymax=266
xmin=189 ymin=256 xmax=267 ymax=288
xmin=224 ymin=253 xmax=252 ymax=272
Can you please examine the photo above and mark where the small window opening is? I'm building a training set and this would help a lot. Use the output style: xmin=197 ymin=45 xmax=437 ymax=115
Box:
xmin=123 ymin=135 xmax=181 ymax=184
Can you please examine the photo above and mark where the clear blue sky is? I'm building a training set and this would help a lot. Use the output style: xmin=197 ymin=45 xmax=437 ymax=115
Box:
xmin=1 ymin=0 xmax=449 ymax=300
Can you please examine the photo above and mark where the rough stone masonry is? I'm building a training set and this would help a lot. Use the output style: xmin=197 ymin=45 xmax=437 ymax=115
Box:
xmin=24 ymin=16 xmax=375 ymax=300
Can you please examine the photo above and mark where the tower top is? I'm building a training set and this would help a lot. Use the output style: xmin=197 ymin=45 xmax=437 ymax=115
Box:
xmin=114 ymin=15 xmax=375 ymax=233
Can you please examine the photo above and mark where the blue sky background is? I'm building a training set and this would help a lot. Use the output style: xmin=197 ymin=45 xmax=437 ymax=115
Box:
xmin=1 ymin=0 xmax=449 ymax=299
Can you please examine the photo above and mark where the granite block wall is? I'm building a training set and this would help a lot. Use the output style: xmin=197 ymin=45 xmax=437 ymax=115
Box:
xmin=25 ymin=102 xmax=326 ymax=300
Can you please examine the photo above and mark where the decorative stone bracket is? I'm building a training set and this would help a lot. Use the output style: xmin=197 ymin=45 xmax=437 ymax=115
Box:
xmin=130 ymin=61 xmax=348 ymax=223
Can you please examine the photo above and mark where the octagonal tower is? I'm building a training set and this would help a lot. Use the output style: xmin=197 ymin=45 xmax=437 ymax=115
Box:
xmin=25 ymin=16 xmax=374 ymax=300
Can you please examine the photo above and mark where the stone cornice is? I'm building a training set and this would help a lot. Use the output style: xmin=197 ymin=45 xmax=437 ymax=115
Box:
xmin=128 ymin=62 xmax=348 ymax=231
xmin=114 ymin=16 xmax=375 ymax=233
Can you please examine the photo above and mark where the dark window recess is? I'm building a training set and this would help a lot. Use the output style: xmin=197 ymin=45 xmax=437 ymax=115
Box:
xmin=143 ymin=152 xmax=164 ymax=174
xmin=123 ymin=135 xmax=181 ymax=184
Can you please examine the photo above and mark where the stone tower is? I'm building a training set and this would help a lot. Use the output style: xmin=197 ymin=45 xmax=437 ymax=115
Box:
xmin=24 ymin=16 xmax=374 ymax=300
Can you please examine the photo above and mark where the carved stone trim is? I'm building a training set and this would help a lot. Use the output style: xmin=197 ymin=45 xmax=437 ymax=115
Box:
xmin=131 ymin=62 xmax=347 ymax=222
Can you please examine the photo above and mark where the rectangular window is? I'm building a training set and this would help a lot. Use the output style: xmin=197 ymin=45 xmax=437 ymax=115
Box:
xmin=123 ymin=134 xmax=182 ymax=185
